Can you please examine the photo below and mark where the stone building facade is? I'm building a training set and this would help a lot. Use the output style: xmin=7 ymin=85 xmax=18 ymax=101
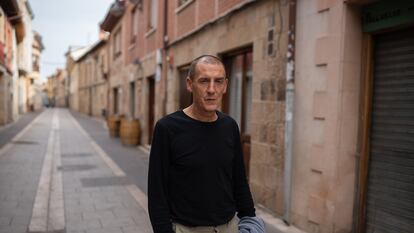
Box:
xmin=164 ymin=0 xmax=289 ymax=218
xmin=0 ymin=0 xmax=39 ymax=126
xmin=98 ymin=0 xmax=290 ymax=223
xmin=101 ymin=0 xmax=166 ymax=144
xmin=0 ymin=2 xmax=17 ymax=125
xmin=47 ymin=69 xmax=66 ymax=108
xmin=100 ymin=0 xmax=127 ymax=118
xmin=28 ymin=31 xmax=44 ymax=111
xmin=66 ymin=46 xmax=89 ymax=112
xmin=290 ymin=0 xmax=414 ymax=233
xmin=16 ymin=0 xmax=34 ymax=114
xmin=77 ymin=39 xmax=109 ymax=118
xmin=73 ymin=1 xmax=414 ymax=233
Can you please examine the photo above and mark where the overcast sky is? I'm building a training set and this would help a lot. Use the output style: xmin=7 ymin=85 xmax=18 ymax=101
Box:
xmin=31 ymin=0 xmax=113 ymax=80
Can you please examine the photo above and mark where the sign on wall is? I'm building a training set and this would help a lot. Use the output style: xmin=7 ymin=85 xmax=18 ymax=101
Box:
xmin=362 ymin=0 xmax=414 ymax=32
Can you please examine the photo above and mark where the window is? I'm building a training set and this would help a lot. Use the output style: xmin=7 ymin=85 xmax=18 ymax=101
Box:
xmin=147 ymin=0 xmax=157 ymax=30
xmin=130 ymin=8 xmax=138 ymax=43
xmin=32 ymin=55 xmax=39 ymax=72
xmin=113 ymin=29 xmax=122 ymax=59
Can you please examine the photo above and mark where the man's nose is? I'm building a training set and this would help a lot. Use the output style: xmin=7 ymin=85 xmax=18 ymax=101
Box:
xmin=207 ymin=81 xmax=216 ymax=93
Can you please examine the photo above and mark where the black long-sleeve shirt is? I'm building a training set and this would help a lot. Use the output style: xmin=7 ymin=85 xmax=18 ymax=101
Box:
xmin=148 ymin=110 xmax=255 ymax=233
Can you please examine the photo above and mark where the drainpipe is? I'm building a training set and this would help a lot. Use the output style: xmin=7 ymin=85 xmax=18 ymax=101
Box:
xmin=283 ymin=0 xmax=296 ymax=225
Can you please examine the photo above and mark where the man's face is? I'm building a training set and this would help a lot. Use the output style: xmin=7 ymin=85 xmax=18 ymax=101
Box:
xmin=187 ymin=63 xmax=228 ymax=113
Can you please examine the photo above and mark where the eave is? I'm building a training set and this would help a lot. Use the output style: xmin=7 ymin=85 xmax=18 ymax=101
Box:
xmin=100 ymin=0 xmax=125 ymax=32
xmin=0 ymin=0 xmax=20 ymax=18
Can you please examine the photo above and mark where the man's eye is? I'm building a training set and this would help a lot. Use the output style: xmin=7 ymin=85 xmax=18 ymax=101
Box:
xmin=200 ymin=79 xmax=209 ymax=83
xmin=216 ymin=79 xmax=224 ymax=84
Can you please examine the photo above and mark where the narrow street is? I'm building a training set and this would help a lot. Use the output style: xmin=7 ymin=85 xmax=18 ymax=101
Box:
xmin=0 ymin=109 xmax=152 ymax=233
xmin=0 ymin=109 xmax=284 ymax=233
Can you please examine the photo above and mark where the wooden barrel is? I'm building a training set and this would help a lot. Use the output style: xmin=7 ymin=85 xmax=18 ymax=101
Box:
xmin=120 ymin=118 xmax=140 ymax=146
xmin=107 ymin=116 xmax=121 ymax=137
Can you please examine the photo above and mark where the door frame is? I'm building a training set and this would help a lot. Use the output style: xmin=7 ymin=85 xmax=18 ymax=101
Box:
xmin=221 ymin=47 xmax=253 ymax=178
xmin=355 ymin=34 xmax=374 ymax=233
xmin=355 ymin=25 xmax=414 ymax=232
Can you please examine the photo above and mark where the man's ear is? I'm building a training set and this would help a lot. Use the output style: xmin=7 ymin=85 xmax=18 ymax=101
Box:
xmin=223 ymin=78 xmax=228 ymax=94
xmin=186 ymin=77 xmax=192 ymax=93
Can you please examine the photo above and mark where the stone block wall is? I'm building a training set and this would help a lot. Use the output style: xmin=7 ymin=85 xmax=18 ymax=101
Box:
xmin=292 ymin=0 xmax=363 ymax=232
xmin=165 ymin=0 xmax=289 ymax=215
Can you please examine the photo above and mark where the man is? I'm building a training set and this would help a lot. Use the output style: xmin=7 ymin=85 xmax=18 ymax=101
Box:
xmin=148 ymin=55 xmax=256 ymax=233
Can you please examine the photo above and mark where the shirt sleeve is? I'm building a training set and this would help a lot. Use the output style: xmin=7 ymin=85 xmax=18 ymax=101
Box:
xmin=148 ymin=121 xmax=174 ymax=233
xmin=232 ymin=122 xmax=256 ymax=218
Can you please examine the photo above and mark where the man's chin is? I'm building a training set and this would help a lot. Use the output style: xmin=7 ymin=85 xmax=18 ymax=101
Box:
xmin=203 ymin=105 xmax=219 ymax=113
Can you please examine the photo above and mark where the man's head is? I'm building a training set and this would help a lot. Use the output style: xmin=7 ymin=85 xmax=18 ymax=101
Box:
xmin=186 ymin=55 xmax=228 ymax=114
xmin=187 ymin=55 xmax=225 ymax=80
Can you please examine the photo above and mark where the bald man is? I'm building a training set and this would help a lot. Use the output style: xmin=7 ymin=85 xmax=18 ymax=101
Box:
xmin=148 ymin=55 xmax=255 ymax=233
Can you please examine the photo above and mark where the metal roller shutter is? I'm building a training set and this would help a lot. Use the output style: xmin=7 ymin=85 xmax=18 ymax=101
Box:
xmin=366 ymin=28 xmax=414 ymax=233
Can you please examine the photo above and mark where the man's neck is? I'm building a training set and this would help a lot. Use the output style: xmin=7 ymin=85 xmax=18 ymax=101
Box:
xmin=183 ymin=105 xmax=217 ymax=122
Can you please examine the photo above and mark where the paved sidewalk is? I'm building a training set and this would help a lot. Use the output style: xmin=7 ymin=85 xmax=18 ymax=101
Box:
xmin=70 ymin=111 xmax=150 ymax=194
xmin=59 ymin=109 xmax=152 ymax=233
xmin=0 ymin=111 xmax=42 ymax=148
xmin=0 ymin=109 xmax=153 ymax=233
xmin=0 ymin=110 xmax=52 ymax=233
xmin=70 ymin=111 xmax=287 ymax=233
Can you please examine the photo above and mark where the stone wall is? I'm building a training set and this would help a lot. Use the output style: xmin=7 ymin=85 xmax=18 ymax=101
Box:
xmin=165 ymin=0 xmax=289 ymax=215
xmin=292 ymin=1 xmax=363 ymax=232
xmin=0 ymin=74 xmax=9 ymax=125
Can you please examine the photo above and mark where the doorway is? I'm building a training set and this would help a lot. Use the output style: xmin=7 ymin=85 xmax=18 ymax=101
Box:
xmin=113 ymin=87 xmax=118 ymax=115
xmin=223 ymin=48 xmax=253 ymax=177
xmin=178 ymin=65 xmax=191 ymax=109
xmin=130 ymin=81 xmax=135 ymax=119
xmin=361 ymin=27 xmax=414 ymax=233
xmin=88 ymin=88 xmax=92 ymax=116
xmin=148 ymin=76 xmax=155 ymax=144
